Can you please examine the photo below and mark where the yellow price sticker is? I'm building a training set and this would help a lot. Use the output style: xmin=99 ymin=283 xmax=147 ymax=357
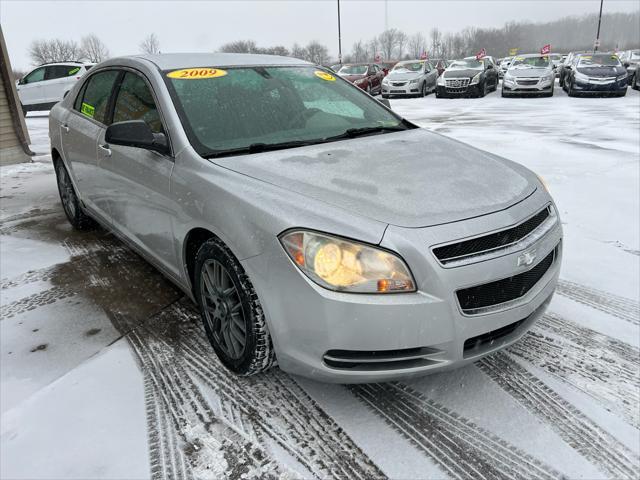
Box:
xmin=81 ymin=102 xmax=95 ymax=118
xmin=167 ymin=68 xmax=228 ymax=79
xmin=314 ymin=71 xmax=336 ymax=81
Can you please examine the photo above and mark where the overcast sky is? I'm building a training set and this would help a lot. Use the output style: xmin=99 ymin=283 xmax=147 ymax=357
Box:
xmin=3 ymin=0 xmax=639 ymax=69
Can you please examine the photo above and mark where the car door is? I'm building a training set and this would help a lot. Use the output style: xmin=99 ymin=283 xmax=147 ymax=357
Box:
xmin=486 ymin=59 xmax=497 ymax=87
xmin=60 ymin=69 xmax=120 ymax=224
xmin=44 ymin=65 xmax=80 ymax=104
xmin=424 ymin=62 xmax=437 ymax=89
xmin=17 ymin=67 xmax=46 ymax=106
xmin=97 ymin=70 xmax=179 ymax=276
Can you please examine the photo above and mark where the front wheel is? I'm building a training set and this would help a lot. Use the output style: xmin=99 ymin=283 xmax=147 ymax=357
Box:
xmin=55 ymin=161 xmax=95 ymax=230
xmin=567 ymin=80 xmax=576 ymax=97
xmin=194 ymin=238 xmax=275 ymax=376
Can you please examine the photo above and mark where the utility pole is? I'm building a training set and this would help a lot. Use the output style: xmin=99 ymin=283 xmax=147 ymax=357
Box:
xmin=337 ymin=0 xmax=342 ymax=64
xmin=594 ymin=0 xmax=604 ymax=52
xmin=384 ymin=0 xmax=388 ymax=31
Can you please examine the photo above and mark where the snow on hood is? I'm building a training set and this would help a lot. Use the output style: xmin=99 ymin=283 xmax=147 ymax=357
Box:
xmin=213 ymin=129 xmax=536 ymax=228
xmin=386 ymin=71 xmax=423 ymax=81
xmin=507 ymin=66 xmax=552 ymax=77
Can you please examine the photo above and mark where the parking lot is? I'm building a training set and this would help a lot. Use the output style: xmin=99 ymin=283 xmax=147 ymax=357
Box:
xmin=1 ymin=82 xmax=639 ymax=479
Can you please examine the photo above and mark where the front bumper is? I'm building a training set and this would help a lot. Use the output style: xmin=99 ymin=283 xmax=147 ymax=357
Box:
xmin=244 ymin=188 xmax=562 ymax=383
xmin=382 ymin=81 xmax=421 ymax=96
xmin=436 ymin=83 xmax=482 ymax=98
xmin=502 ymin=78 xmax=554 ymax=95
xmin=572 ymin=78 xmax=628 ymax=94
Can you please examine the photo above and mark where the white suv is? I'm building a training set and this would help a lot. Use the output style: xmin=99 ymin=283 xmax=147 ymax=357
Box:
xmin=17 ymin=62 xmax=94 ymax=115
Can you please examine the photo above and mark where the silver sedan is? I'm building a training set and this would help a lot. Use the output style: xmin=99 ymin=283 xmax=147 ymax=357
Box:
xmin=381 ymin=60 xmax=438 ymax=97
xmin=49 ymin=53 xmax=562 ymax=383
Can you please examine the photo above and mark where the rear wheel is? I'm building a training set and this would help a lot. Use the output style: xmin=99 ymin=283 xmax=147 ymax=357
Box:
xmin=194 ymin=238 xmax=275 ymax=376
xmin=567 ymin=79 xmax=576 ymax=97
xmin=54 ymin=161 xmax=95 ymax=230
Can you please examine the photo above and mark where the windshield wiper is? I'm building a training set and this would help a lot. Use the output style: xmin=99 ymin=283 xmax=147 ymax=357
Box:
xmin=204 ymin=139 xmax=322 ymax=159
xmin=326 ymin=125 xmax=408 ymax=141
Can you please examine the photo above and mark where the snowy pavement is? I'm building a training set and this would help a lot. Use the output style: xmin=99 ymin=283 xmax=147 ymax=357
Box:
xmin=1 ymin=84 xmax=639 ymax=479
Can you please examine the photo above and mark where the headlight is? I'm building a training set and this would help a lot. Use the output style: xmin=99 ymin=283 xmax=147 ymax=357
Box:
xmin=437 ymin=75 xmax=445 ymax=86
xmin=617 ymin=73 xmax=628 ymax=81
xmin=382 ymin=78 xmax=389 ymax=85
xmin=470 ymin=72 xmax=482 ymax=85
xmin=280 ymin=230 xmax=416 ymax=293
xmin=574 ymin=71 xmax=590 ymax=83
xmin=409 ymin=79 xmax=419 ymax=84
xmin=503 ymin=73 xmax=514 ymax=82
xmin=541 ymin=74 xmax=553 ymax=82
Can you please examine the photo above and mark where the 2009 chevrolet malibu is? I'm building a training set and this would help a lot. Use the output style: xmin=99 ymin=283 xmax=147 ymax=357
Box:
xmin=49 ymin=53 xmax=562 ymax=383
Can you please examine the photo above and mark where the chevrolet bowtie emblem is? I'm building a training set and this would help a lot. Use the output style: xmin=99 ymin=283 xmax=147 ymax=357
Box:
xmin=517 ymin=250 xmax=537 ymax=267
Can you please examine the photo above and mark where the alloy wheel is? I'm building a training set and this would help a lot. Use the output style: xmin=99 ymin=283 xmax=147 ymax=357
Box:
xmin=200 ymin=259 xmax=247 ymax=360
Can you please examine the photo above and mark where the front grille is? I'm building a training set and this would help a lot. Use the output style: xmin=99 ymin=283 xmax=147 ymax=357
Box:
xmin=463 ymin=318 xmax=526 ymax=357
xmin=445 ymin=78 xmax=470 ymax=88
xmin=516 ymin=79 xmax=539 ymax=86
xmin=323 ymin=346 xmax=443 ymax=370
xmin=392 ymin=81 xmax=407 ymax=86
xmin=391 ymin=90 xmax=406 ymax=93
xmin=456 ymin=245 xmax=558 ymax=314
xmin=433 ymin=206 xmax=551 ymax=264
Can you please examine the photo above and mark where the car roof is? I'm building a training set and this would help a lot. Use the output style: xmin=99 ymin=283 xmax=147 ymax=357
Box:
xmin=36 ymin=61 xmax=92 ymax=67
xmin=126 ymin=53 xmax=312 ymax=70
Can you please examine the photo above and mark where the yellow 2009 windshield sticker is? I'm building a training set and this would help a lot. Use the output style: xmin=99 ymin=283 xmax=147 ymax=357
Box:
xmin=81 ymin=102 xmax=95 ymax=118
xmin=167 ymin=68 xmax=227 ymax=79
xmin=315 ymin=71 xmax=336 ymax=81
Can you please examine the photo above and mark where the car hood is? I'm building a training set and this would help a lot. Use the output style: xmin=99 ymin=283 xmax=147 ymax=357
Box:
xmin=386 ymin=71 xmax=422 ymax=81
xmin=212 ymin=129 xmax=536 ymax=228
xmin=507 ymin=67 xmax=552 ymax=77
xmin=576 ymin=65 xmax=625 ymax=77
xmin=443 ymin=68 xmax=482 ymax=79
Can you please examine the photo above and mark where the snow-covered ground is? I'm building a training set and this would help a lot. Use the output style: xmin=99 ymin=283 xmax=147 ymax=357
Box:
xmin=1 ymin=84 xmax=639 ymax=479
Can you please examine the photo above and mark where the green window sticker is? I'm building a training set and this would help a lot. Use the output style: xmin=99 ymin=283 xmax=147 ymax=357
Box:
xmin=81 ymin=102 xmax=95 ymax=118
xmin=68 ymin=67 xmax=80 ymax=75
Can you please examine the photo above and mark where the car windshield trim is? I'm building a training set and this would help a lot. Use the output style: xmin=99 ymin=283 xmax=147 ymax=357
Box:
xmin=163 ymin=65 xmax=412 ymax=159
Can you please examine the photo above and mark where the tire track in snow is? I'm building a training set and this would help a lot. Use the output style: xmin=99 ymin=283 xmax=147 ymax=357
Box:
xmin=510 ymin=314 xmax=640 ymax=429
xmin=349 ymin=382 xmax=560 ymax=480
xmin=0 ymin=286 xmax=76 ymax=319
xmin=168 ymin=302 xmax=386 ymax=479
xmin=478 ymin=352 xmax=640 ymax=479
xmin=556 ymin=280 xmax=639 ymax=326
xmin=128 ymin=328 xmax=284 ymax=479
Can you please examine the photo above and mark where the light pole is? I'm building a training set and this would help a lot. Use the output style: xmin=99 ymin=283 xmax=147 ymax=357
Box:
xmin=594 ymin=0 xmax=604 ymax=52
xmin=337 ymin=0 xmax=343 ymax=65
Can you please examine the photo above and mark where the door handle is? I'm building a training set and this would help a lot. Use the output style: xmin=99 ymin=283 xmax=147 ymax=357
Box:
xmin=61 ymin=124 xmax=69 ymax=133
xmin=98 ymin=144 xmax=112 ymax=157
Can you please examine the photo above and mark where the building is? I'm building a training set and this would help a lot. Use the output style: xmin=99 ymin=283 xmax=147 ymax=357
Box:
xmin=0 ymin=26 xmax=33 ymax=165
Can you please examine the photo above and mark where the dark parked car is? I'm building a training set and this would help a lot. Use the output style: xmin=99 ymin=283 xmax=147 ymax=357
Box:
xmin=563 ymin=53 xmax=628 ymax=97
xmin=337 ymin=63 xmax=385 ymax=95
xmin=436 ymin=56 xmax=498 ymax=98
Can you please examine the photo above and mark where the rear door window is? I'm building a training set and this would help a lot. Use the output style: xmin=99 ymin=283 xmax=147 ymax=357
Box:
xmin=74 ymin=70 xmax=119 ymax=124
xmin=45 ymin=65 xmax=81 ymax=80
xmin=112 ymin=72 xmax=163 ymax=133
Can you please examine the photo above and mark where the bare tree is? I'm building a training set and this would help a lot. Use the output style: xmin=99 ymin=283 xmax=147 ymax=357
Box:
xmin=378 ymin=29 xmax=402 ymax=60
xmin=139 ymin=34 xmax=160 ymax=55
xmin=80 ymin=34 xmax=109 ymax=63
xmin=367 ymin=38 xmax=380 ymax=61
xmin=28 ymin=38 xmax=80 ymax=64
xmin=350 ymin=40 xmax=368 ymax=63
xmin=407 ymin=32 xmax=427 ymax=59
xmin=260 ymin=45 xmax=290 ymax=56
xmin=304 ymin=41 xmax=329 ymax=65
xmin=291 ymin=43 xmax=306 ymax=60
xmin=219 ymin=40 xmax=258 ymax=53
xmin=429 ymin=28 xmax=443 ymax=58
xmin=395 ymin=31 xmax=408 ymax=59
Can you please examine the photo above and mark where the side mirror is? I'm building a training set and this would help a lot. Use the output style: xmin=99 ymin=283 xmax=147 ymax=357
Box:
xmin=624 ymin=62 xmax=630 ymax=68
xmin=105 ymin=120 xmax=169 ymax=154
xmin=17 ymin=77 xmax=25 ymax=85
xmin=378 ymin=98 xmax=391 ymax=108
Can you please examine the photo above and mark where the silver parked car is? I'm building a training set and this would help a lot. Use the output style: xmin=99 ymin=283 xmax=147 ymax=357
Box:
xmin=49 ymin=53 xmax=562 ymax=383
xmin=381 ymin=60 xmax=438 ymax=98
xmin=502 ymin=54 xmax=555 ymax=97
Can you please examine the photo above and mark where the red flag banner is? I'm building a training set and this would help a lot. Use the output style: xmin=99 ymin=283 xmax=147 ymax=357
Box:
xmin=540 ymin=44 xmax=551 ymax=55
xmin=475 ymin=48 xmax=486 ymax=60
xmin=420 ymin=51 xmax=428 ymax=60
xmin=374 ymin=53 xmax=382 ymax=62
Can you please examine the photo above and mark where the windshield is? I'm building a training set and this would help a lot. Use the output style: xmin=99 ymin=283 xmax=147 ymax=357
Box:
xmin=393 ymin=61 xmax=424 ymax=72
xmin=165 ymin=66 xmax=406 ymax=157
xmin=578 ymin=55 xmax=622 ymax=67
xmin=630 ymin=51 xmax=640 ymax=60
xmin=338 ymin=65 xmax=368 ymax=75
xmin=449 ymin=59 xmax=483 ymax=70
xmin=510 ymin=56 xmax=551 ymax=68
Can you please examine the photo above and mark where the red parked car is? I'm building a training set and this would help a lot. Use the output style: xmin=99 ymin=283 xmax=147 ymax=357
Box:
xmin=337 ymin=63 xmax=385 ymax=95
xmin=431 ymin=59 xmax=449 ymax=76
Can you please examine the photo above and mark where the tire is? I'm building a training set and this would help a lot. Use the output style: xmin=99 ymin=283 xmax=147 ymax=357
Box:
xmin=633 ymin=77 xmax=639 ymax=90
xmin=194 ymin=237 xmax=275 ymax=376
xmin=617 ymin=89 xmax=627 ymax=97
xmin=420 ymin=82 xmax=427 ymax=97
xmin=478 ymin=81 xmax=487 ymax=98
xmin=54 ymin=160 xmax=95 ymax=230
xmin=567 ymin=80 xmax=576 ymax=97
xmin=501 ymin=88 xmax=507 ymax=97
xmin=559 ymin=74 xmax=564 ymax=88
xmin=21 ymin=104 xmax=27 ymax=117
